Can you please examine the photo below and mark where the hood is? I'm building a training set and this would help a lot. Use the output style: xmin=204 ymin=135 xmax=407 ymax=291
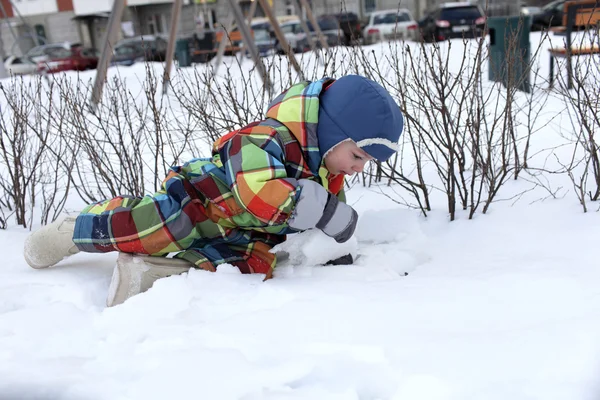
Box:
xmin=265 ymin=78 xmax=334 ymax=175
xmin=317 ymin=75 xmax=403 ymax=162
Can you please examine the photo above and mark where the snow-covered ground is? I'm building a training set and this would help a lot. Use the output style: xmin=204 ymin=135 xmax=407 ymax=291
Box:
xmin=1 ymin=33 xmax=600 ymax=400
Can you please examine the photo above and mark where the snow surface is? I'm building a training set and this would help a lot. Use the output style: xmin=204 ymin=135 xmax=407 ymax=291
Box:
xmin=1 ymin=33 xmax=600 ymax=399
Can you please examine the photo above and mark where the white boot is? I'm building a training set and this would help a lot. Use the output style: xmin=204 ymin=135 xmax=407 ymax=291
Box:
xmin=107 ymin=253 xmax=193 ymax=307
xmin=24 ymin=215 xmax=80 ymax=269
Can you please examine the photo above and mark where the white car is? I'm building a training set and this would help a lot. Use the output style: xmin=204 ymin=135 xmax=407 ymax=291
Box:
xmin=277 ymin=17 xmax=343 ymax=53
xmin=278 ymin=20 xmax=305 ymax=53
xmin=3 ymin=55 xmax=38 ymax=76
xmin=363 ymin=9 xmax=418 ymax=44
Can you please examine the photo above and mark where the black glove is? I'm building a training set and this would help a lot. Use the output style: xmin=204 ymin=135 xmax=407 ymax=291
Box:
xmin=316 ymin=193 xmax=358 ymax=243
xmin=325 ymin=253 xmax=354 ymax=265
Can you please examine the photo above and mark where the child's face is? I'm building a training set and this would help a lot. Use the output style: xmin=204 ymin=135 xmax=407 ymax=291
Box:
xmin=324 ymin=140 xmax=373 ymax=176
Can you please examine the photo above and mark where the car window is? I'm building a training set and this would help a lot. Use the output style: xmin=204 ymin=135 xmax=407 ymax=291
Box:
xmin=252 ymin=22 xmax=271 ymax=30
xmin=374 ymin=12 xmax=412 ymax=24
xmin=318 ymin=17 xmax=339 ymax=31
xmin=373 ymin=14 xmax=389 ymax=24
xmin=128 ymin=39 xmax=155 ymax=51
xmin=281 ymin=24 xmax=295 ymax=34
xmin=336 ymin=12 xmax=358 ymax=23
xmin=45 ymin=46 xmax=67 ymax=55
xmin=440 ymin=6 xmax=483 ymax=19
xmin=47 ymin=48 xmax=72 ymax=58
xmin=142 ymin=40 xmax=156 ymax=50
xmin=129 ymin=43 xmax=145 ymax=52
xmin=26 ymin=47 xmax=45 ymax=57
xmin=542 ymin=0 xmax=563 ymax=11
xmin=253 ymin=29 xmax=270 ymax=41
xmin=27 ymin=45 xmax=62 ymax=57
xmin=115 ymin=46 xmax=136 ymax=56
xmin=12 ymin=57 xmax=22 ymax=64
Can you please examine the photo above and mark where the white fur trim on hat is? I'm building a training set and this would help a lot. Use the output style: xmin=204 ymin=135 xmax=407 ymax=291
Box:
xmin=322 ymin=138 xmax=354 ymax=159
xmin=355 ymin=138 xmax=399 ymax=152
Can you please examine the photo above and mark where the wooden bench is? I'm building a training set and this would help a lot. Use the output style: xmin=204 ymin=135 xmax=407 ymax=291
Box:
xmin=548 ymin=0 xmax=600 ymax=89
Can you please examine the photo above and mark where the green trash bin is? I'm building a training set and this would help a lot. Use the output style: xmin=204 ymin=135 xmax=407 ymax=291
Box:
xmin=488 ymin=15 xmax=531 ymax=93
xmin=175 ymin=38 xmax=192 ymax=68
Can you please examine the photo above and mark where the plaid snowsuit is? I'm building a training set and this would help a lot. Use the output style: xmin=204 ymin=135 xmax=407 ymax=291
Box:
xmin=73 ymin=78 xmax=345 ymax=276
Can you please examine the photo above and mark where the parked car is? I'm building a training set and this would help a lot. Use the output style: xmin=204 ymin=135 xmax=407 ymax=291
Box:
xmin=25 ymin=42 xmax=82 ymax=63
xmin=111 ymin=44 xmax=145 ymax=66
xmin=253 ymin=27 xmax=278 ymax=56
xmin=277 ymin=20 xmax=306 ymax=53
xmin=363 ymin=9 xmax=418 ymax=44
xmin=331 ymin=12 xmax=363 ymax=45
xmin=245 ymin=19 xmax=279 ymax=56
xmin=419 ymin=2 xmax=486 ymax=42
xmin=275 ymin=16 xmax=344 ymax=53
xmin=227 ymin=16 xmax=295 ymax=56
xmin=307 ymin=15 xmax=345 ymax=48
xmin=530 ymin=0 xmax=565 ymax=31
xmin=111 ymin=36 xmax=169 ymax=66
xmin=3 ymin=55 xmax=37 ymax=75
xmin=37 ymin=46 xmax=99 ymax=74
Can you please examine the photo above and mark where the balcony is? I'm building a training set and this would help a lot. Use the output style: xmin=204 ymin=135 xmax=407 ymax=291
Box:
xmin=73 ymin=0 xmax=192 ymax=16
xmin=10 ymin=0 xmax=58 ymax=17
xmin=128 ymin=0 xmax=192 ymax=5
xmin=72 ymin=0 xmax=114 ymax=15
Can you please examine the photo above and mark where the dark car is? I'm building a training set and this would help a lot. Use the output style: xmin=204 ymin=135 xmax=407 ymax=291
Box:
xmin=321 ymin=12 xmax=362 ymax=45
xmin=419 ymin=3 xmax=486 ymax=42
xmin=306 ymin=15 xmax=345 ymax=48
xmin=530 ymin=0 xmax=565 ymax=31
xmin=37 ymin=46 xmax=99 ymax=74
xmin=275 ymin=16 xmax=344 ymax=54
xmin=112 ymin=35 xmax=168 ymax=66
xmin=111 ymin=44 xmax=145 ymax=66
xmin=252 ymin=28 xmax=278 ymax=56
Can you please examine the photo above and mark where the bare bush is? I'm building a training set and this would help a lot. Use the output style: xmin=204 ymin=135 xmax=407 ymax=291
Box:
xmin=1 ymin=21 xmax=596 ymax=230
xmin=0 ymin=76 xmax=56 ymax=228
xmin=550 ymin=29 xmax=600 ymax=212
xmin=52 ymin=64 xmax=202 ymax=203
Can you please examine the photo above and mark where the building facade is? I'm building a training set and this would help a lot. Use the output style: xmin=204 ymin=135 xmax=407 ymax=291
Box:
xmin=0 ymin=0 xmax=520 ymax=57
xmin=0 ymin=0 xmax=80 ymax=56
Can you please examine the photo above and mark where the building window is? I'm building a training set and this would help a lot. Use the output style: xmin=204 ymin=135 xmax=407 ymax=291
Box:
xmin=147 ymin=14 xmax=167 ymax=35
xmin=364 ymin=0 xmax=376 ymax=13
xmin=285 ymin=0 xmax=294 ymax=15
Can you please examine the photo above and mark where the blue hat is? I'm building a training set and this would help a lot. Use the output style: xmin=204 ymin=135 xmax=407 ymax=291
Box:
xmin=317 ymin=75 xmax=404 ymax=162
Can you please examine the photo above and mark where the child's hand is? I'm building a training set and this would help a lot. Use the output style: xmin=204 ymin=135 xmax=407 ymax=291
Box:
xmin=316 ymin=193 xmax=358 ymax=243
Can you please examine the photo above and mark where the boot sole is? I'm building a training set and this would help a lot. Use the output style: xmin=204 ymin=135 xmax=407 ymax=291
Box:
xmin=106 ymin=253 xmax=192 ymax=307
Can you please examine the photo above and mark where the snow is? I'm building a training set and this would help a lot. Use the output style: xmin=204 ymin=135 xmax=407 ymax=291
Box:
xmin=2 ymin=32 xmax=600 ymax=399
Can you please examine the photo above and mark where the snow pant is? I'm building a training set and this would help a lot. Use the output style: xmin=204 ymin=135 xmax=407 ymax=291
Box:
xmin=72 ymin=186 xmax=283 ymax=277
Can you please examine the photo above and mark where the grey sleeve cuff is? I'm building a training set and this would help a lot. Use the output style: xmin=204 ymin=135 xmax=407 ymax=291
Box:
xmin=288 ymin=179 xmax=329 ymax=231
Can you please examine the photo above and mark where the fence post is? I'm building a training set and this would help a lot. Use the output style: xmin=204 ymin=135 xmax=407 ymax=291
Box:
xmin=225 ymin=0 xmax=274 ymax=94
xmin=256 ymin=0 xmax=305 ymax=80
xmin=162 ymin=0 xmax=183 ymax=94
xmin=291 ymin=0 xmax=318 ymax=53
xmin=89 ymin=0 xmax=126 ymax=111
xmin=299 ymin=0 xmax=328 ymax=50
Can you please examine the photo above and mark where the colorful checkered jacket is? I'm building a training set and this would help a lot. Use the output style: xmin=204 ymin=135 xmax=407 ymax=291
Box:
xmin=73 ymin=78 xmax=345 ymax=275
